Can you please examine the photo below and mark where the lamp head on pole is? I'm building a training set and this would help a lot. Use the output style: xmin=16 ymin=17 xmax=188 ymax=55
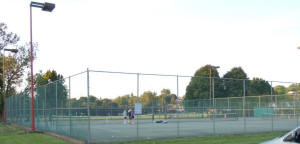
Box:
xmin=4 ymin=49 xmax=18 ymax=53
xmin=30 ymin=1 xmax=55 ymax=12
xmin=205 ymin=64 xmax=220 ymax=69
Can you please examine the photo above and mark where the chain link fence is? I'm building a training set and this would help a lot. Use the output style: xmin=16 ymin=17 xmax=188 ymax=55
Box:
xmin=5 ymin=69 xmax=300 ymax=143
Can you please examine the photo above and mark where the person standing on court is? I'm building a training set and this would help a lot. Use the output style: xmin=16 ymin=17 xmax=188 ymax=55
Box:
xmin=123 ymin=109 xmax=127 ymax=124
xmin=131 ymin=110 xmax=135 ymax=124
xmin=128 ymin=109 xmax=132 ymax=124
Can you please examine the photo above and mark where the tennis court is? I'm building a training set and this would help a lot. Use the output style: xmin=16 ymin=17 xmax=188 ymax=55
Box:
xmin=5 ymin=70 xmax=300 ymax=143
xmin=18 ymin=114 xmax=296 ymax=143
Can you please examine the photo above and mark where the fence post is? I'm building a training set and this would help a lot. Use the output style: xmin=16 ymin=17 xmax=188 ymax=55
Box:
xmin=227 ymin=97 xmax=230 ymax=110
xmin=270 ymin=81 xmax=273 ymax=132
xmin=296 ymin=83 xmax=298 ymax=127
xmin=44 ymin=85 xmax=46 ymax=130
xmin=69 ymin=76 xmax=72 ymax=136
xmin=243 ymin=80 xmax=246 ymax=133
xmin=6 ymin=97 xmax=8 ymax=123
xmin=294 ymin=83 xmax=296 ymax=120
xmin=87 ymin=68 xmax=91 ymax=143
xmin=152 ymin=95 xmax=154 ymax=122
xmin=212 ymin=78 xmax=215 ymax=135
xmin=35 ymin=88 xmax=38 ymax=127
xmin=176 ymin=75 xmax=179 ymax=137
xmin=136 ymin=73 xmax=139 ymax=139
xmin=270 ymin=81 xmax=273 ymax=102
xmin=259 ymin=96 xmax=261 ymax=108
xmin=55 ymin=81 xmax=58 ymax=132
xmin=23 ymin=93 xmax=25 ymax=124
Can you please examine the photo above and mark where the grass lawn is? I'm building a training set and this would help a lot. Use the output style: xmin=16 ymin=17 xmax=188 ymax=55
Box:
xmin=0 ymin=123 xmax=70 ymax=144
xmin=0 ymin=122 xmax=285 ymax=144
xmin=108 ymin=132 xmax=285 ymax=144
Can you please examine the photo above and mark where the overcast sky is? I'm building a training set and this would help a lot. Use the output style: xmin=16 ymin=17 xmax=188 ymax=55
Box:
xmin=1 ymin=0 xmax=300 ymax=98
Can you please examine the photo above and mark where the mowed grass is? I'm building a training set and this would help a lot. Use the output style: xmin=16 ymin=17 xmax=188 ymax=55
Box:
xmin=108 ymin=132 xmax=285 ymax=144
xmin=0 ymin=123 xmax=69 ymax=144
xmin=0 ymin=122 xmax=285 ymax=144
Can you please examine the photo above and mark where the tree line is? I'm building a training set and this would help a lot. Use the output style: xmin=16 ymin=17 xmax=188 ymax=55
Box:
xmin=185 ymin=65 xmax=299 ymax=100
xmin=68 ymin=88 xmax=177 ymax=109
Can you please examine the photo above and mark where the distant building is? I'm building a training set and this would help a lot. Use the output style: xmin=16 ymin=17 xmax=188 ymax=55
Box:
xmin=287 ymin=91 xmax=295 ymax=95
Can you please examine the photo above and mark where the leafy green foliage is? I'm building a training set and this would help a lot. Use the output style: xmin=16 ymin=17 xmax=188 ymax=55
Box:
xmin=34 ymin=70 xmax=67 ymax=109
xmin=140 ymin=91 xmax=157 ymax=107
xmin=286 ymin=84 xmax=300 ymax=93
xmin=185 ymin=66 xmax=278 ymax=101
xmin=185 ymin=65 xmax=222 ymax=100
xmin=274 ymin=85 xmax=286 ymax=95
xmin=0 ymin=23 xmax=35 ymax=120
xmin=222 ymin=67 xmax=248 ymax=97
xmin=247 ymin=77 xmax=271 ymax=96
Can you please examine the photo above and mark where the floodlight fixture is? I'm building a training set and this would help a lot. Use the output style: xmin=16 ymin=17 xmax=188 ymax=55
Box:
xmin=4 ymin=49 xmax=18 ymax=53
xmin=30 ymin=2 xmax=55 ymax=12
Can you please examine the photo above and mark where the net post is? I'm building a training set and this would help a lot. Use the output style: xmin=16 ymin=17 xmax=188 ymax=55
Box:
xmin=243 ymin=80 xmax=246 ymax=133
xmin=87 ymin=68 xmax=91 ymax=143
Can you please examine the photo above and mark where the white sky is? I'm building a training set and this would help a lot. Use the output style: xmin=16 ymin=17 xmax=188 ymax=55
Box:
xmin=1 ymin=0 xmax=300 ymax=99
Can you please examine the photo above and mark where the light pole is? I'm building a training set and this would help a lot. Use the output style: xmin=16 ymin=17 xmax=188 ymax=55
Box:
xmin=205 ymin=65 xmax=220 ymax=110
xmin=30 ymin=1 xmax=55 ymax=131
xmin=2 ymin=48 xmax=18 ymax=122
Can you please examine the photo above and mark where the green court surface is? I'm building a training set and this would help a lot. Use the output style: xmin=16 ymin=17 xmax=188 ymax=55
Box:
xmin=0 ymin=123 xmax=69 ymax=144
xmin=27 ymin=116 xmax=297 ymax=143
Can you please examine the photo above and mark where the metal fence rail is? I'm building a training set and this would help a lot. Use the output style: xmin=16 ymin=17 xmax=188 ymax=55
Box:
xmin=5 ymin=69 xmax=300 ymax=143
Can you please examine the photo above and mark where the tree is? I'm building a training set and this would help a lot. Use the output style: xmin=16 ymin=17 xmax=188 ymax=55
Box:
xmin=274 ymin=85 xmax=286 ymax=95
xmin=34 ymin=70 xmax=67 ymax=109
xmin=159 ymin=89 xmax=173 ymax=105
xmin=112 ymin=93 xmax=138 ymax=108
xmin=247 ymin=77 xmax=271 ymax=96
xmin=89 ymin=95 xmax=98 ymax=107
xmin=78 ymin=97 xmax=88 ymax=107
xmin=140 ymin=91 xmax=157 ymax=107
xmin=223 ymin=67 xmax=248 ymax=97
xmin=0 ymin=23 xmax=34 ymax=119
xmin=113 ymin=95 xmax=131 ymax=108
xmin=286 ymin=84 xmax=300 ymax=93
xmin=0 ymin=23 xmax=19 ymax=50
xmin=170 ymin=94 xmax=177 ymax=104
xmin=185 ymin=65 xmax=222 ymax=100
xmin=101 ymin=98 xmax=115 ymax=107
xmin=126 ymin=93 xmax=138 ymax=107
